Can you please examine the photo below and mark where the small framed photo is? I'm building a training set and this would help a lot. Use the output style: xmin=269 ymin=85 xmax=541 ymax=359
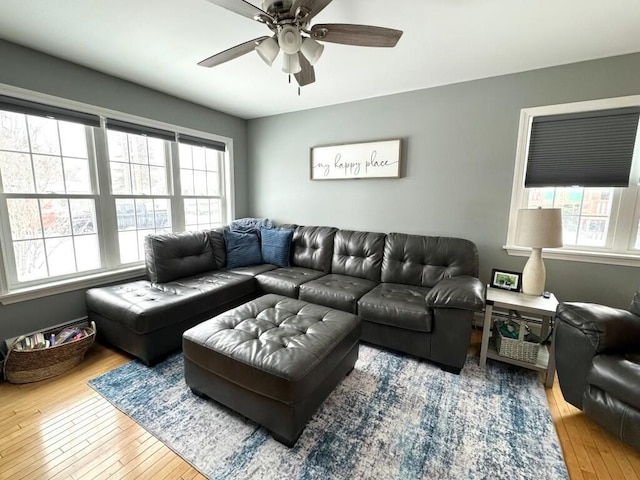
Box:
xmin=490 ymin=269 xmax=522 ymax=292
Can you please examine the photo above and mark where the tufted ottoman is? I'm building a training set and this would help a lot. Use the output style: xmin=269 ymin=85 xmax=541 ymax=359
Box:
xmin=182 ymin=294 xmax=361 ymax=447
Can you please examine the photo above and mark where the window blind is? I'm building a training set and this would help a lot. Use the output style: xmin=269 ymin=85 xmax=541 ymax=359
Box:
xmin=525 ymin=107 xmax=640 ymax=188
xmin=0 ymin=95 xmax=100 ymax=127
xmin=105 ymin=118 xmax=176 ymax=142
xmin=177 ymin=133 xmax=226 ymax=151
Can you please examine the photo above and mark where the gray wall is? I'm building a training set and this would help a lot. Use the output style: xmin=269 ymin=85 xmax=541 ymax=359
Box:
xmin=247 ymin=53 xmax=640 ymax=309
xmin=0 ymin=40 xmax=249 ymax=341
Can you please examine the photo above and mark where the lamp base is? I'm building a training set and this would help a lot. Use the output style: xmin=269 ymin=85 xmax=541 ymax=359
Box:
xmin=522 ymin=248 xmax=546 ymax=296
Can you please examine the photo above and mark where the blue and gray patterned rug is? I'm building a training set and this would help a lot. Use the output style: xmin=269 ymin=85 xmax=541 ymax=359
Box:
xmin=88 ymin=345 xmax=568 ymax=480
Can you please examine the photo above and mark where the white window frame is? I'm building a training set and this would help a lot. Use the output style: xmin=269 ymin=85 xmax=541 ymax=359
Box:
xmin=0 ymin=116 xmax=105 ymax=285
xmin=0 ymin=84 xmax=235 ymax=304
xmin=105 ymin=129 xmax=175 ymax=264
xmin=505 ymin=94 xmax=640 ymax=267
xmin=177 ymin=142 xmax=226 ymax=232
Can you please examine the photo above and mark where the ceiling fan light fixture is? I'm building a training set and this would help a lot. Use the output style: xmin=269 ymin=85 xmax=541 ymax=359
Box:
xmin=200 ymin=0 xmax=405 ymax=90
xmin=256 ymin=37 xmax=279 ymax=66
xmin=279 ymin=25 xmax=302 ymax=55
xmin=300 ymin=37 xmax=324 ymax=66
xmin=281 ymin=52 xmax=301 ymax=74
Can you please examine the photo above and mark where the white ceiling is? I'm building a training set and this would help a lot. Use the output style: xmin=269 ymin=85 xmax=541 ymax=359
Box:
xmin=1 ymin=0 xmax=640 ymax=120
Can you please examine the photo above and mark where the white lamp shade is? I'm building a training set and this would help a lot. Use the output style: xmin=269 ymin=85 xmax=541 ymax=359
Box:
xmin=256 ymin=37 xmax=279 ymax=66
xmin=515 ymin=208 xmax=563 ymax=248
xmin=300 ymin=37 xmax=324 ymax=65
xmin=281 ymin=52 xmax=301 ymax=74
xmin=279 ymin=25 xmax=302 ymax=55
xmin=516 ymin=207 xmax=562 ymax=295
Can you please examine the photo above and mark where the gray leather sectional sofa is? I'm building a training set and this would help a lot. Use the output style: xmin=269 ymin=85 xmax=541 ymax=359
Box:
xmin=86 ymin=225 xmax=485 ymax=372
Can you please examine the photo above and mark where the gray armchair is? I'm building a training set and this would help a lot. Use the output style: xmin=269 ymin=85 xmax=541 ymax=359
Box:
xmin=554 ymin=287 xmax=640 ymax=451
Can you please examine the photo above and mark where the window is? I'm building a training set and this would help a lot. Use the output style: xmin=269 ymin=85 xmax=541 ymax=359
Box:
xmin=506 ymin=96 xmax=640 ymax=266
xmin=106 ymin=129 xmax=172 ymax=263
xmin=0 ymin=112 xmax=100 ymax=284
xmin=526 ymin=187 xmax=614 ymax=247
xmin=179 ymin=142 xmax=224 ymax=231
xmin=0 ymin=89 xmax=234 ymax=300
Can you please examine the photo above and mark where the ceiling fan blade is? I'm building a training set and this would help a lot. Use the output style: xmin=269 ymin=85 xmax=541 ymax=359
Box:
xmin=197 ymin=36 xmax=269 ymax=68
xmin=311 ymin=24 xmax=403 ymax=47
xmin=295 ymin=54 xmax=316 ymax=87
xmin=290 ymin=0 xmax=334 ymax=21
xmin=206 ymin=0 xmax=272 ymax=22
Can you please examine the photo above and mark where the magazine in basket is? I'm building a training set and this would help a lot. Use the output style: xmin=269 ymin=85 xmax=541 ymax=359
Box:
xmin=3 ymin=321 xmax=96 ymax=384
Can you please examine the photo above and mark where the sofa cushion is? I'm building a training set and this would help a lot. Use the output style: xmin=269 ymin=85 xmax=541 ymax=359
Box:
xmin=299 ymin=274 xmax=377 ymax=314
xmin=228 ymin=264 xmax=278 ymax=277
xmin=86 ymin=271 xmax=255 ymax=335
xmin=206 ymin=228 xmax=227 ymax=269
xmin=331 ymin=230 xmax=385 ymax=282
xmin=224 ymin=230 xmax=262 ymax=268
xmin=588 ymin=353 xmax=640 ymax=410
xmin=291 ymin=226 xmax=337 ymax=273
xmin=381 ymin=233 xmax=479 ymax=287
xmin=144 ymin=230 xmax=216 ymax=283
xmin=261 ymin=228 xmax=294 ymax=268
xmin=256 ymin=267 xmax=326 ymax=297
xmin=358 ymin=282 xmax=433 ymax=332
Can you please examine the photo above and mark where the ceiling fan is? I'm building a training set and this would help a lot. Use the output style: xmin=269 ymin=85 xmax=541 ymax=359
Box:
xmin=197 ymin=0 xmax=403 ymax=88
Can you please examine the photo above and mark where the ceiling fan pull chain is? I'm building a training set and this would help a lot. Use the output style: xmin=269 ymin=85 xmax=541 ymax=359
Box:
xmin=288 ymin=74 xmax=291 ymax=84
xmin=298 ymin=86 xmax=301 ymax=96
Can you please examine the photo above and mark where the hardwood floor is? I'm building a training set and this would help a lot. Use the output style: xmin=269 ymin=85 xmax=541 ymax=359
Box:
xmin=0 ymin=344 xmax=205 ymax=480
xmin=0 ymin=335 xmax=638 ymax=480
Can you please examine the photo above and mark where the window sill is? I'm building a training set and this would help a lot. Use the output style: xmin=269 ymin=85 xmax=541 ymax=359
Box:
xmin=504 ymin=245 xmax=640 ymax=267
xmin=0 ymin=266 xmax=146 ymax=305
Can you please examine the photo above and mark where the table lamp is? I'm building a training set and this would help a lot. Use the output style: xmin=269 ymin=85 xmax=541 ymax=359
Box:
xmin=515 ymin=207 xmax=563 ymax=296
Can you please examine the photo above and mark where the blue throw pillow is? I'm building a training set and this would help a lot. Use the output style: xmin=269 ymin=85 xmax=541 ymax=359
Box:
xmin=223 ymin=230 xmax=262 ymax=269
xmin=261 ymin=228 xmax=293 ymax=268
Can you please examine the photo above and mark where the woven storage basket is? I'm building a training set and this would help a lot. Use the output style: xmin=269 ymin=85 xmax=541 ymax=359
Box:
xmin=492 ymin=320 xmax=540 ymax=364
xmin=3 ymin=322 xmax=96 ymax=384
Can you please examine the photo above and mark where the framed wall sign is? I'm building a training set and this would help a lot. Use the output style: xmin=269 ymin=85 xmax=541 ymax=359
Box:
xmin=310 ymin=139 xmax=401 ymax=180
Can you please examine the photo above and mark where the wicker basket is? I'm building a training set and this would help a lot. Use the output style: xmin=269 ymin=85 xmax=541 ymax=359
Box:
xmin=3 ymin=322 xmax=96 ymax=384
xmin=492 ymin=320 xmax=540 ymax=364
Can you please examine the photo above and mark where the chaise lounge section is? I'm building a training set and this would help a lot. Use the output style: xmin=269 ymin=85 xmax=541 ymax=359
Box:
xmin=86 ymin=230 xmax=257 ymax=365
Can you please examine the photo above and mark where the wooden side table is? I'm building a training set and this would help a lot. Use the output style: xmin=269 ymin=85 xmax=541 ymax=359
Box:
xmin=479 ymin=286 xmax=559 ymax=387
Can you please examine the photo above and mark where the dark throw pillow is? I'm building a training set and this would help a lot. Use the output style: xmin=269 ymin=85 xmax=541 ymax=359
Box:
xmin=261 ymin=228 xmax=293 ymax=268
xmin=223 ymin=230 xmax=262 ymax=269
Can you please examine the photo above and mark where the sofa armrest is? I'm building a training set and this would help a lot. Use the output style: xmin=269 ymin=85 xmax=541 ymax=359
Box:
xmin=556 ymin=302 xmax=640 ymax=354
xmin=555 ymin=302 xmax=640 ymax=409
xmin=425 ymin=276 xmax=485 ymax=311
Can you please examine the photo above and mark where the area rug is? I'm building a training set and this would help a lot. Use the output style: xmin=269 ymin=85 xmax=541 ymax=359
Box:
xmin=88 ymin=345 xmax=568 ymax=480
